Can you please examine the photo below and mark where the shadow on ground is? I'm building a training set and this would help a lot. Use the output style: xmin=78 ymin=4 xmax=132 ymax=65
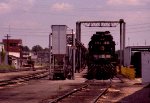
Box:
xmin=117 ymin=85 xmax=150 ymax=103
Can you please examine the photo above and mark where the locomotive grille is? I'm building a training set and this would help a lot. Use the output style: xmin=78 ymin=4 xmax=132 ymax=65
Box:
xmin=87 ymin=31 xmax=117 ymax=80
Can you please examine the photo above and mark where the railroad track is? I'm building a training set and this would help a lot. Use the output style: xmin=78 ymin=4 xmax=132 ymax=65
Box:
xmin=49 ymin=80 xmax=111 ymax=103
xmin=0 ymin=70 xmax=49 ymax=87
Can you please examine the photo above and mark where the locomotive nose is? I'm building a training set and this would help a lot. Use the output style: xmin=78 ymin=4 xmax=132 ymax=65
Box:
xmin=87 ymin=31 xmax=117 ymax=80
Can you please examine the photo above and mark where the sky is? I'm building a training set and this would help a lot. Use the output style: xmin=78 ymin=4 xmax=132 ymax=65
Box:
xmin=0 ymin=0 xmax=150 ymax=50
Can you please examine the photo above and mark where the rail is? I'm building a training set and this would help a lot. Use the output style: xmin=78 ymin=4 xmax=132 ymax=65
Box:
xmin=0 ymin=70 xmax=48 ymax=87
xmin=49 ymin=80 xmax=112 ymax=103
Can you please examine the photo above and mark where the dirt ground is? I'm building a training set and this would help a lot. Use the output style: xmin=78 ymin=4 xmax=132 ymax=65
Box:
xmin=0 ymin=70 xmax=149 ymax=103
xmin=0 ymin=72 xmax=86 ymax=103
xmin=98 ymin=76 xmax=150 ymax=103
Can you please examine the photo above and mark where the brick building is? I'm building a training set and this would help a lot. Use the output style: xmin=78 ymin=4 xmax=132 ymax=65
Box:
xmin=2 ymin=39 xmax=22 ymax=68
xmin=3 ymin=39 xmax=22 ymax=54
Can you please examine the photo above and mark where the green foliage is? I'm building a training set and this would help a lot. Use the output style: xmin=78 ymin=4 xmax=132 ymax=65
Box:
xmin=43 ymin=48 xmax=49 ymax=52
xmin=31 ymin=45 xmax=43 ymax=53
xmin=22 ymin=46 xmax=30 ymax=52
xmin=0 ymin=64 xmax=16 ymax=70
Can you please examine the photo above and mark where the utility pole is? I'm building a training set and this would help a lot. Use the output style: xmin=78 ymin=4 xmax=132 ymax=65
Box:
xmin=4 ymin=34 xmax=11 ymax=64
xmin=128 ymin=37 xmax=130 ymax=46
xmin=4 ymin=34 xmax=11 ymax=52
xmin=49 ymin=33 xmax=52 ymax=79
xmin=145 ymin=40 xmax=147 ymax=46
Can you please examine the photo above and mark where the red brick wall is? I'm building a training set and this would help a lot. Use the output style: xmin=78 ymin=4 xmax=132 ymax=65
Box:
xmin=3 ymin=39 xmax=22 ymax=52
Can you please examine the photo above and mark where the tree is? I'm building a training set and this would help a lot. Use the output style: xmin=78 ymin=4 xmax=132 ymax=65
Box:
xmin=43 ymin=48 xmax=49 ymax=52
xmin=31 ymin=45 xmax=43 ymax=54
xmin=22 ymin=46 xmax=30 ymax=52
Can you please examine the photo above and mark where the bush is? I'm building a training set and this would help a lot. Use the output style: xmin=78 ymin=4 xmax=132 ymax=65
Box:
xmin=0 ymin=64 xmax=16 ymax=71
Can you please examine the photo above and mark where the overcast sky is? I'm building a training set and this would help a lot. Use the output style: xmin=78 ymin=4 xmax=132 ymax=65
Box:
xmin=0 ymin=0 xmax=150 ymax=49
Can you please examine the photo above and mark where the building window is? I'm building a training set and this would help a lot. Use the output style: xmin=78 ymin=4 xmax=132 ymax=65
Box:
xmin=9 ymin=43 xmax=17 ymax=47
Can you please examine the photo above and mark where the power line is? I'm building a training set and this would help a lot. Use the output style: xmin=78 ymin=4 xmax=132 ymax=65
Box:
xmin=81 ymin=27 xmax=150 ymax=36
xmin=35 ymin=4 xmax=150 ymax=11
xmin=127 ymin=29 xmax=150 ymax=33
xmin=0 ymin=26 xmax=50 ymax=31
xmin=1 ymin=24 xmax=149 ymax=33
xmin=127 ymin=22 xmax=150 ymax=26
xmin=0 ymin=22 xmax=149 ymax=37
xmin=3 ymin=33 xmax=49 ymax=37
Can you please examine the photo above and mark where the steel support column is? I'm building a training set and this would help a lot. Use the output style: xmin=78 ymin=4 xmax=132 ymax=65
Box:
xmin=119 ymin=19 xmax=126 ymax=66
xmin=72 ymin=31 xmax=75 ymax=79
xmin=76 ymin=22 xmax=81 ymax=41
xmin=79 ymin=47 xmax=82 ymax=72
xmin=120 ymin=19 xmax=123 ymax=65
xmin=76 ymin=19 xmax=126 ymax=69
xmin=123 ymin=22 xmax=126 ymax=66
xmin=49 ymin=33 xmax=53 ymax=79
xmin=76 ymin=22 xmax=82 ymax=71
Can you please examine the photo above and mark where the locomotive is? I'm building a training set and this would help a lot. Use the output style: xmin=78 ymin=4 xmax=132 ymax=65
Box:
xmin=87 ymin=31 xmax=117 ymax=80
